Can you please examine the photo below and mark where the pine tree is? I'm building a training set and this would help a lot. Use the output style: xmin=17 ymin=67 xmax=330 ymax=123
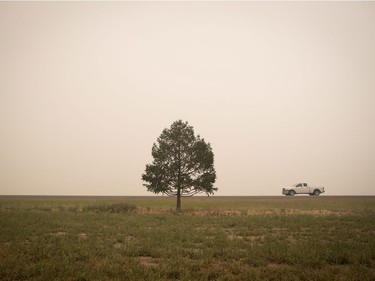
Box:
xmin=142 ymin=120 xmax=217 ymax=211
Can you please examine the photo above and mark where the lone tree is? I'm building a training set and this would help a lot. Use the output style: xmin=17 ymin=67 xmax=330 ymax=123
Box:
xmin=142 ymin=120 xmax=217 ymax=212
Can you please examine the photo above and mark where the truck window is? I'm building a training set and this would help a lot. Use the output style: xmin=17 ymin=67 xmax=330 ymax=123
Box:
xmin=296 ymin=183 xmax=302 ymax=187
xmin=303 ymin=183 xmax=307 ymax=187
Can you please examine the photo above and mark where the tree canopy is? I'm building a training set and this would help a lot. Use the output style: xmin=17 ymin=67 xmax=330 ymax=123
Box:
xmin=142 ymin=120 xmax=217 ymax=211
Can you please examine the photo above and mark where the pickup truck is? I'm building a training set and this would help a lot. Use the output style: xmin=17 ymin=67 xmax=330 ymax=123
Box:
xmin=282 ymin=183 xmax=325 ymax=196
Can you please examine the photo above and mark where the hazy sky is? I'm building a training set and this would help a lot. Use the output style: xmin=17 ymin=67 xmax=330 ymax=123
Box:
xmin=1 ymin=2 xmax=375 ymax=196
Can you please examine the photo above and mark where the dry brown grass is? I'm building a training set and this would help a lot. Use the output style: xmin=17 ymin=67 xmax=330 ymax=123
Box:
xmin=136 ymin=207 xmax=356 ymax=217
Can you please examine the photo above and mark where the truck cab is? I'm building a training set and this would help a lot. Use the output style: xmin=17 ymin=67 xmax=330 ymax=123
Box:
xmin=295 ymin=183 xmax=309 ymax=194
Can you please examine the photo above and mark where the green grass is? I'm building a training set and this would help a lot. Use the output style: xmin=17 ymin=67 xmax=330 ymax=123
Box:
xmin=0 ymin=196 xmax=374 ymax=280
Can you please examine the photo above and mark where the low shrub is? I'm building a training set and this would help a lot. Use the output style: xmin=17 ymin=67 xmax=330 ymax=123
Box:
xmin=83 ymin=203 xmax=136 ymax=213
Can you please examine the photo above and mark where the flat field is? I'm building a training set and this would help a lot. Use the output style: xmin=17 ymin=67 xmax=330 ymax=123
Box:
xmin=1 ymin=196 xmax=374 ymax=281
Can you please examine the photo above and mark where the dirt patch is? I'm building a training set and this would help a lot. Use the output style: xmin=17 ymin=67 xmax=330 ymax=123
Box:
xmin=137 ymin=256 xmax=158 ymax=268
xmin=114 ymin=243 xmax=122 ymax=249
xmin=226 ymin=228 xmax=264 ymax=242
xmin=226 ymin=229 xmax=244 ymax=241
xmin=78 ymin=233 xmax=87 ymax=240
xmin=250 ymin=235 xmax=264 ymax=242
xmin=267 ymin=263 xmax=285 ymax=269
xmin=287 ymin=235 xmax=297 ymax=244
xmin=272 ymin=227 xmax=288 ymax=233
xmin=126 ymin=235 xmax=136 ymax=242
xmin=50 ymin=231 xmax=67 ymax=236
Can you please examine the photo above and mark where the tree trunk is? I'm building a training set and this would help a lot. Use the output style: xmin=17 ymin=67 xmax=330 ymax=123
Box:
xmin=176 ymin=139 xmax=182 ymax=212
xmin=176 ymin=192 xmax=181 ymax=212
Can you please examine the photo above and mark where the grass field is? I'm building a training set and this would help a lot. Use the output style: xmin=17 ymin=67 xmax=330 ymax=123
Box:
xmin=1 ymin=196 xmax=374 ymax=281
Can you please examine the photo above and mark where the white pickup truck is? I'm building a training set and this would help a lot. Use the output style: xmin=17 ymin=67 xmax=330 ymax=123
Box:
xmin=282 ymin=183 xmax=325 ymax=196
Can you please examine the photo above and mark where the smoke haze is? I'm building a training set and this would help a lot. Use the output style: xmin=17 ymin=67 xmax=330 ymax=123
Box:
xmin=1 ymin=2 xmax=374 ymax=195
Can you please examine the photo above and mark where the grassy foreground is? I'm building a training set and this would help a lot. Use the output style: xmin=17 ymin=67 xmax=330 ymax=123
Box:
xmin=0 ymin=196 xmax=374 ymax=281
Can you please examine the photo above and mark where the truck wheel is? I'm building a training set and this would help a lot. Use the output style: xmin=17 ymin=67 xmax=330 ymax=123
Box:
xmin=288 ymin=190 xmax=295 ymax=196
xmin=313 ymin=190 xmax=321 ymax=196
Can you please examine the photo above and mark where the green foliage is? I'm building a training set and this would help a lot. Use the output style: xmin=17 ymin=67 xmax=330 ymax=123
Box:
xmin=142 ymin=120 xmax=217 ymax=210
